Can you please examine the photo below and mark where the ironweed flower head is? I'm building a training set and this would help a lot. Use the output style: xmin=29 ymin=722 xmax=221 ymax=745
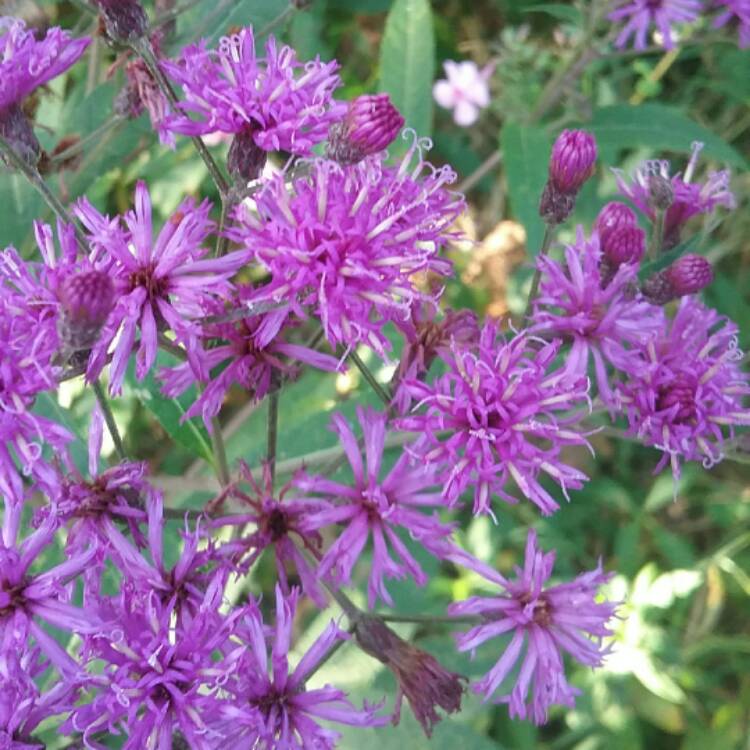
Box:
xmin=613 ymin=142 xmax=735 ymax=249
xmin=328 ymin=93 xmax=405 ymax=164
xmin=616 ymin=297 xmax=750 ymax=481
xmin=397 ymin=321 xmax=592 ymax=517
xmin=75 ymin=181 xmax=248 ymax=395
xmin=642 ymin=253 xmax=714 ymax=304
xmin=530 ymin=227 xmax=664 ymax=402
xmin=609 ymin=0 xmax=703 ymax=50
xmin=449 ymin=530 xmax=618 ymax=724
xmin=163 ymin=27 xmax=345 ymax=155
xmin=294 ymin=406 xmax=455 ymax=608
xmin=229 ymin=136 xmax=461 ymax=356
xmin=218 ymin=587 xmax=387 ymax=748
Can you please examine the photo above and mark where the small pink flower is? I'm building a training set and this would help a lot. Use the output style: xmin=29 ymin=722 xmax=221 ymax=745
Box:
xmin=433 ymin=60 xmax=492 ymax=127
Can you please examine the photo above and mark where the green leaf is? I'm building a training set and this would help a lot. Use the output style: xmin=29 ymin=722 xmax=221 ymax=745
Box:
xmin=500 ymin=122 xmax=550 ymax=254
xmin=379 ymin=0 xmax=436 ymax=139
xmin=586 ymin=104 xmax=748 ymax=169
xmin=524 ymin=3 xmax=583 ymax=24
xmin=124 ymin=354 xmax=213 ymax=464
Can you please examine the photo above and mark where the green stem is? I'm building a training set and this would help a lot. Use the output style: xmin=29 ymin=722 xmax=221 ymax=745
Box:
xmin=649 ymin=209 xmax=665 ymax=259
xmin=92 ymin=379 xmax=127 ymax=461
xmin=266 ymin=388 xmax=280 ymax=487
xmin=210 ymin=416 xmax=231 ymax=486
xmin=0 ymin=135 xmax=89 ymax=250
xmin=349 ymin=351 xmax=391 ymax=407
xmin=523 ymin=222 xmax=555 ymax=319
xmin=132 ymin=38 xmax=230 ymax=197
xmin=379 ymin=613 xmax=480 ymax=625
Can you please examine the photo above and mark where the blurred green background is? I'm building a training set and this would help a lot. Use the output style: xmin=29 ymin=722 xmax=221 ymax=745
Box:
xmin=4 ymin=1 xmax=749 ymax=748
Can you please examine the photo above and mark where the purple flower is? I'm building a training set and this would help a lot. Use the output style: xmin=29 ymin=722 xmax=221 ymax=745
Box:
xmin=218 ymin=586 xmax=387 ymax=748
xmin=608 ymin=0 xmax=703 ymax=50
xmin=327 ymin=93 xmax=405 ymax=164
xmin=642 ymin=253 xmax=714 ymax=304
xmin=0 ymin=499 xmax=99 ymax=677
xmin=159 ymin=292 xmax=341 ymax=429
xmin=530 ymin=227 xmax=664 ymax=402
xmin=294 ymin=406 xmax=454 ymax=607
xmin=613 ymin=142 xmax=735 ymax=249
xmin=228 ymin=140 xmax=461 ymax=356
xmin=208 ymin=461 xmax=330 ymax=606
xmin=74 ymin=182 xmax=248 ymax=395
xmin=163 ymin=28 xmax=344 ymax=155
xmin=0 ymin=18 xmax=90 ymax=112
xmin=448 ymin=530 xmax=618 ymax=724
xmin=396 ymin=322 xmax=591 ymax=517
xmin=66 ymin=584 xmax=236 ymax=749
xmin=616 ymin=297 xmax=750 ymax=481
xmin=712 ymin=0 xmax=750 ymax=47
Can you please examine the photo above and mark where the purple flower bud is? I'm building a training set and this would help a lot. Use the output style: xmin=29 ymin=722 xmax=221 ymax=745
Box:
xmin=595 ymin=201 xmax=638 ymax=248
xmin=328 ymin=94 xmax=405 ymax=164
xmin=227 ymin=126 xmax=268 ymax=184
xmin=642 ymin=253 xmax=713 ymax=304
xmin=353 ymin=614 xmax=466 ymax=737
xmin=0 ymin=104 xmax=41 ymax=167
xmin=549 ymin=129 xmax=597 ymax=194
xmin=57 ymin=270 xmax=115 ymax=353
xmin=603 ymin=225 xmax=646 ymax=267
xmin=94 ymin=0 xmax=148 ymax=42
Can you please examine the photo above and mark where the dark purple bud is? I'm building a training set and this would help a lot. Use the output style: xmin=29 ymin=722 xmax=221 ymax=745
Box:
xmin=57 ymin=271 xmax=115 ymax=353
xmin=648 ymin=173 xmax=674 ymax=211
xmin=353 ymin=615 xmax=465 ymax=737
xmin=548 ymin=129 xmax=597 ymax=194
xmin=602 ymin=225 xmax=646 ymax=267
xmin=95 ymin=0 xmax=148 ymax=42
xmin=0 ymin=104 xmax=41 ymax=167
xmin=327 ymin=94 xmax=404 ymax=165
xmin=642 ymin=254 xmax=713 ymax=304
xmin=595 ymin=201 xmax=638 ymax=248
xmin=227 ymin=127 xmax=267 ymax=185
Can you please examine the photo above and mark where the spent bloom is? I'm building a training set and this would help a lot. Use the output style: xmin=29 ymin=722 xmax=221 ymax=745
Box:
xmin=613 ymin=141 xmax=735 ymax=249
xmin=712 ymin=0 xmax=750 ymax=48
xmin=616 ymin=297 xmax=750 ymax=481
xmin=294 ymin=407 xmax=455 ymax=608
xmin=433 ymin=60 xmax=492 ymax=126
xmin=448 ymin=530 xmax=618 ymax=724
xmin=396 ymin=322 xmax=592 ymax=517
xmin=74 ymin=182 xmax=248 ymax=395
xmin=217 ymin=587 xmax=387 ymax=748
xmin=229 ymin=138 xmax=461 ymax=357
xmin=163 ymin=27 xmax=344 ymax=164
xmin=608 ymin=0 xmax=703 ymax=50
xmin=530 ymin=227 xmax=664 ymax=402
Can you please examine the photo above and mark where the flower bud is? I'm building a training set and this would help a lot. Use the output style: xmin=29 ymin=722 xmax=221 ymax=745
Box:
xmin=549 ymin=129 xmax=597 ymax=194
xmin=327 ymin=94 xmax=404 ymax=165
xmin=648 ymin=173 xmax=674 ymax=211
xmin=353 ymin=614 xmax=465 ymax=737
xmin=95 ymin=0 xmax=148 ymax=42
xmin=603 ymin=225 xmax=646 ymax=267
xmin=57 ymin=271 xmax=115 ymax=353
xmin=227 ymin=127 xmax=267 ymax=185
xmin=642 ymin=254 xmax=713 ymax=304
xmin=0 ymin=104 xmax=41 ymax=167
xmin=594 ymin=201 xmax=638 ymax=248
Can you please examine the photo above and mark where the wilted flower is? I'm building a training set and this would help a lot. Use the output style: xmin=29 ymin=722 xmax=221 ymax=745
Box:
xmin=294 ymin=407 xmax=454 ymax=607
xmin=616 ymin=297 xmax=750 ymax=481
xmin=530 ymin=227 xmax=664 ymax=401
xmin=74 ymin=181 xmax=247 ymax=395
xmin=449 ymin=530 xmax=618 ymax=724
xmin=228 ymin=137 xmax=461 ymax=356
xmin=433 ymin=60 xmax=492 ymax=126
xmin=397 ymin=321 xmax=592 ymax=516
xmin=642 ymin=253 xmax=713 ymax=304
xmin=608 ymin=0 xmax=703 ymax=50
xmin=613 ymin=142 xmax=735 ymax=249
xmin=218 ymin=587 xmax=387 ymax=748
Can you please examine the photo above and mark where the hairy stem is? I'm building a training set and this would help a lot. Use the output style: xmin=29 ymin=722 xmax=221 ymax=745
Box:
xmin=523 ymin=222 xmax=555 ymax=319
xmin=92 ymin=379 xmax=127 ymax=461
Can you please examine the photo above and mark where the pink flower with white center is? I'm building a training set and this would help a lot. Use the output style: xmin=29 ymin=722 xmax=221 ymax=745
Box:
xmin=616 ymin=297 xmax=750 ymax=481
xmin=608 ymin=0 xmax=703 ymax=50
xmin=530 ymin=227 xmax=665 ymax=402
xmin=74 ymin=182 xmax=249 ymax=395
xmin=218 ymin=587 xmax=387 ymax=748
xmin=293 ymin=406 xmax=455 ymax=608
xmin=448 ymin=530 xmax=618 ymax=724
xmin=433 ymin=60 xmax=492 ymax=126
xmin=396 ymin=322 xmax=592 ymax=517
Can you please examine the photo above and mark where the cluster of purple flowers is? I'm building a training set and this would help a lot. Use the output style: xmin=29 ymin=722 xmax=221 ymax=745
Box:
xmin=0 ymin=3 xmax=747 ymax=748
